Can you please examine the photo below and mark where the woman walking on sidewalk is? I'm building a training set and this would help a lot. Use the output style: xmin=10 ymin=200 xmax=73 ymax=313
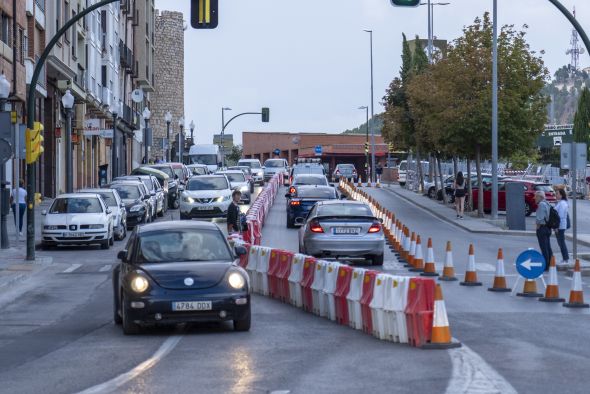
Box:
xmin=555 ymin=188 xmax=570 ymax=267
xmin=454 ymin=171 xmax=466 ymax=219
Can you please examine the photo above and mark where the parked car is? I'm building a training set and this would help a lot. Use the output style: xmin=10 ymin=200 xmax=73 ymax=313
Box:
xmin=112 ymin=221 xmax=250 ymax=334
xmin=237 ymin=159 xmax=264 ymax=186
xmin=285 ymin=184 xmax=340 ymax=228
xmin=331 ymin=163 xmax=358 ymax=182
xmin=263 ymin=158 xmax=289 ymax=185
xmin=115 ymin=175 xmax=165 ymax=217
xmin=180 ymin=175 xmax=233 ymax=220
xmin=187 ymin=164 xmax=210 ymax=177
xmin=227 ymin=166 xmax=254 ymax=193
xmin=137 ymin=165 xmax=179 ymax=209
xmin=397 ymin=160 xmax=429 ymax=187
xmin=130 ymin=167 xmax=172 ymax=209
xmin=110 ymin=182 xmax=150 ymax=228
xmin=41 ymin=193 xmax=115 ymax=249
xmin=217 ymin=170 xmax=251 ymax=204
xmin=112 ymin=180 xmax=156 ymax=222
xmin=79 ymin=188 xmax=127 ymax=240
xmin=298 ymin=200 xmax=384 ymax=265
xmin=471 ymin=180 xmax=557 ymax=216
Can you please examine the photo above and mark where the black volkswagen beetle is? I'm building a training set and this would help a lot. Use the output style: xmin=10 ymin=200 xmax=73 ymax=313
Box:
xmin=112 ymin=221 xmax=250 ymax=334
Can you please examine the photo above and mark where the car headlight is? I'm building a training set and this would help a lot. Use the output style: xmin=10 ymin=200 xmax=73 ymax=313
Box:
xmin=44 ymin=225 xmax=59 ymax=230
xmin=183 ymin=196 xmax=195 ymax=203
xmin=130 ymin=275 xmax=149 ymax=293
xmin=228 ymin=272 xmax=246 ymax=289
xmin=240 ymin=185 xmax=249 ymax=192
xmin=216 ymin=195 xmax=230 ymax=202
xmin=130 ymin=205 xmax=144 ymax=212
xmin=87 ymin=224 xmax=104 ymax=229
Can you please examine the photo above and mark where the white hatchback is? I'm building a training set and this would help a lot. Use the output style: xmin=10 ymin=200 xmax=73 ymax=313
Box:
xmin=41 ymin=193 xmax=115 ymax=249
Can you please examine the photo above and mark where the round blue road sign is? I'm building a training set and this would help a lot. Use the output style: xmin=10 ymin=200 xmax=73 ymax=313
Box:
xmin=273 ymin=149 xmax=280 ymax=155
xmin=515 ymin=249 xmax=546 ymax=279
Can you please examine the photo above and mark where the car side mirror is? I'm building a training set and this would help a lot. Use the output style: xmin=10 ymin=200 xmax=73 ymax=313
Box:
xmin=41 ymin=209 xmax=47 ymax=216
xmin=117 ymin=250 xmax=127 ymax=262
xmin=294 ymin=217 xmax=305 ymax=226
xmin=234 ymin=245 xmax=247 ymax=256
xmin=378 ymin=218 xmax=383 ymax=223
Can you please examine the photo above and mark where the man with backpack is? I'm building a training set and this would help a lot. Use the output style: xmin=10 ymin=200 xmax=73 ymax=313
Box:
xmin=535 ymin=191 xmax=556 ymax=271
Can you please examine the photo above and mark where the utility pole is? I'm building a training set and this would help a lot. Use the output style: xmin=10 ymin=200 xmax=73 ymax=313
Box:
xmin=62 ymin=90 xmax=74 ymax=193
xmin=364 ymin=30 xmax=376 ymax=184
xmin=491 ymin=0 xmax=499 ymax=219
xmin=111 ymin=105 xmax=118 ymax=180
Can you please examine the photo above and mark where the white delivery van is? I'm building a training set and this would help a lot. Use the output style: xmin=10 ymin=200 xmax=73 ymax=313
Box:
xmin=188 ymin=144 xmax=222 ymax=173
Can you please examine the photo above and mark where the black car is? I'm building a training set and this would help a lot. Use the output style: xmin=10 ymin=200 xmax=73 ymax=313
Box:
xmin=112 ymin=221 xmax=251 ymax=334
xmin=144 ymin=164 xmax=181 ymax=209
xmin=285 ymin=185 xmax=341 ymax=228
xmin=110 ymin=183 xmax=150 ymax=228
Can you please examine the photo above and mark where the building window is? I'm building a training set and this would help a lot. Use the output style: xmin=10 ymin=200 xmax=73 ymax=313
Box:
xmin=35 ymin=0 xmax=45 ymax=13
xmin=19 ymin=28 xmax=27 ymax=65
xmin=72 ymin=11 xmax=77 ymax=58
xmin=64 ymin=1 xmax=71 ymax=44
xmin=56 ymin=0 xmax=61 ymax=35
xmin=1 ymin=13 xmax=10 ymax=46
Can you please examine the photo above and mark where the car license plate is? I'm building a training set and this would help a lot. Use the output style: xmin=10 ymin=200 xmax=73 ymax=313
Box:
xmin=197 ymin=206 xmax=214 ymax=211
xmin=172 ymin=301 xmax=212 ymax=311
xmin=63 ymin=232 xmax=85 ymax=238
xmin=333 ymin=227 xmax=361 ymax=235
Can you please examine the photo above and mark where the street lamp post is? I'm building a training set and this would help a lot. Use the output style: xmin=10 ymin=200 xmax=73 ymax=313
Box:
xmin=491 ymin=0 xmax=499 ymax=219
xmin=363 ymin=30 xmax=376 ymax=184
xmin=221 ymin=107 xmax=232 ymax=167
xmin=110 ymin=103 xmax=119 ymax=180
xmin=0 ymin=74 xmax=10 ymax=248
xmin=178 ymin=116 xmax=185 ymax=163
xmin=189 ymin=120 xmax=195 ymax=145
xmin=142 ymin=107 xmax=151 ymax=164
xmin=62 ymin=90 xmax=75 ymax=193
xmin=358 ymin=106 xmax=369 ymax=183
xmin=420 ymin=2 xmax=450 ymax=63
xmin=165 ymin=111 xmax=172 ymax=162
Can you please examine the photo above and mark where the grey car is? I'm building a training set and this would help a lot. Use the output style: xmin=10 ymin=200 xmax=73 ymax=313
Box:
xmin=79 ymin=188 xmax=127 ymax=240
xmin=298 ymin=200 xmax=385 ymax=265
xmin=331 ymin=163 xmax=358 ymax=182
xmin=218 ymin=170 xmax=251 ymax=204
xmin=115 ymin=175 xmax=166 ymax=217
xmin=111 ymin=181 xmax=155 ymax=223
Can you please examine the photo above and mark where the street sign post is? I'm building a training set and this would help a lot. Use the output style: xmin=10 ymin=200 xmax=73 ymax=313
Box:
xmin=515 ymin=249 xmax=546 ymax=279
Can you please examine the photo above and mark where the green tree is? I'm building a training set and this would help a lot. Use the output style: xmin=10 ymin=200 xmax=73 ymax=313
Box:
xmin=573 ymin=88 xmax=590 ymax=158
xmin=226 ymin=144 xmax=243 ymax=166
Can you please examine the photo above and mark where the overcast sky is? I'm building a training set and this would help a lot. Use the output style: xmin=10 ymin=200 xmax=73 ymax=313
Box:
xmin=155 ymin=0 xmax=589 ymax=144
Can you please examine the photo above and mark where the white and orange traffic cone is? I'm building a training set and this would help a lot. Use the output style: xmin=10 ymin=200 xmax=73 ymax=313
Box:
xmin=406 ymin=232 xmax=417 ymax=268
xmin=540 ymin=256 xmax=565 ymax=303
xmin=488 ymin=248 xmax=511 ymax=292
xmin=460 ymin=244 xmax=482 ymax=286
xmin=421 ymin=284 xmax=461 ymax=349
xmin=563 ymin=260 xmax=589 ymax=308
xmin=421 ymin=238 xmax=439 ymax=277
xmin=439 ymin=241 xmax=458 ymax=282
xmin=516 ymin=279 xmax=543 ymax=297
xmin=409 ymin=235 xmax=425 ymax=272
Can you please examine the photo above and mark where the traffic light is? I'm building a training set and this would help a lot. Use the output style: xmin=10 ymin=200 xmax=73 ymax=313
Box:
xmin=364 ymin=142 xmax=369 ymax=153
xmin=191 ymin=0 xmax=218 ymax=29
xmin=261 ymin=107 xmax=270 ymax=123
xmin=388 ymin=143 xmax=394 ymax=153
xmin=26 ymin=122 xmax=44 ymax=164
xmin=390 ymin=0 xmax=420 ymax=6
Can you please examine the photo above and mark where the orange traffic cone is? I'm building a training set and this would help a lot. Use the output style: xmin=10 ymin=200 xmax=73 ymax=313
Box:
xmin=439 ymin=241 xmax=458 ymax=281
xmin=517 ymin=279 xmax=543 ymax=297
xmin=421 ymin=284 xmax=461 ymax=349
xmin=488 ymin=248 xmax=511 ymax=292
xmin=406 ymin=232 xmax=417 ymax=268
xmin=409 ymin=235 xmax=425 ymax=272
xmin=540 ymin=256 xmax=565 ymax=302
xmin=421 ymin=238 xmax=439 ymax=277
xmin=563 ymin=260 xmax=589 ymax=308
xmin=460 ymin=244 xmax=482 ymax=286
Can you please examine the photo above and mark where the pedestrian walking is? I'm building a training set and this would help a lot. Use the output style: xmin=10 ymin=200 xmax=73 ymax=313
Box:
xmin=227 ymin=190 xmax=242 ymax=234
xmin=10 ymin=180 xmax=27 ymax=236
xmin=534 ymin=190 xmax=553 ymax=270
xmin=376 ymin=162 xmax=383 ymax=183
xmin=453 ymin=171 xmax=466 ymax=219
xmin=554 ymin=188 xmax=570 ymax=267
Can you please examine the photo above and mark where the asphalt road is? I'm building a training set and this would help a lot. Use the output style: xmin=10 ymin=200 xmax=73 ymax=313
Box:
xmin=1 ymin=185 xmax=589 ymax=394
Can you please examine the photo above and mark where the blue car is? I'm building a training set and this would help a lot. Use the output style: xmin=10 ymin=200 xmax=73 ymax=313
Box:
xmin=285 ymin=185 xmax=340 ymax=228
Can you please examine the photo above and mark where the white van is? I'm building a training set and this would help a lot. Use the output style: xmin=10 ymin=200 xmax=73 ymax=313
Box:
xmin=398 ymin=160 xmax=429 ymax=187
xmin=188 ymin=144 xmax=222 ymax=173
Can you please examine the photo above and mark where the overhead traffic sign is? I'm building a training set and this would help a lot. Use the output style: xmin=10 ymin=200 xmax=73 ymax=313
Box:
xmin=515 ymin=249 xmax=546 ymax=279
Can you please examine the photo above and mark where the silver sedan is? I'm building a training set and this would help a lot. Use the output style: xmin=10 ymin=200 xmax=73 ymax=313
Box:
xmin=297 ymin=200 xmax=385 ymax=265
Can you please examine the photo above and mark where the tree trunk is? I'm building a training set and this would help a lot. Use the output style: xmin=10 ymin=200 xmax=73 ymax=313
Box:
xmin=476 ymin=145 xmax=484 ymax=218
xmin=416 ymin=149 xmax=424 ymax=193
xmin=467 ymin=158 xmax=472 ymax=211
xmin=437 ymin=152 xmax=447 ymax=204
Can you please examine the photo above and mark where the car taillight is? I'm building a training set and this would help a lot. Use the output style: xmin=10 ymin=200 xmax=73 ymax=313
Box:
xmin=368 ymin=221 xmax=381 ymax=233
xmin=290 ymin=200 xmax=301 ymax=206
xmin=289 ymin=186 xmax=296 ymax=195
xmin=309 ymin=220 xmax=324 ymax=233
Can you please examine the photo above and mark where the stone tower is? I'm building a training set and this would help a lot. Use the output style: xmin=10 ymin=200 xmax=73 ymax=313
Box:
xmin=151 ymin=10 xmax=185 ymax=162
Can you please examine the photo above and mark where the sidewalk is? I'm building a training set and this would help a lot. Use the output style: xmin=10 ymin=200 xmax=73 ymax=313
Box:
xmin=0 ymin=198 xmax=54 ymax=292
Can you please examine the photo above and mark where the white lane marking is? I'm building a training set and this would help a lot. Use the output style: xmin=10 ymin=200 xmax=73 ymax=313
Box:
xmin=270 ymin=391 xmax=291 ymax=394
xmin=62 ymin=264 xmax=82 ymax=273
xmin=475 ymin=263 xmax=496 ymax=272
xmin=99 ymin=264 xmax=112 ymax=272
xmin=76 ymin=335 xmax=183 ymax=394
xmin=446 ymin=342 xmax=517 ymax=394
xmin=564 ymin=277 xmax=572 ymax=280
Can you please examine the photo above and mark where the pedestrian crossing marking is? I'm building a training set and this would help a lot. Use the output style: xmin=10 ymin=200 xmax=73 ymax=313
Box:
xmin=99 ymin=264 xmax=112 ymax=272
xmin=62 ymin=264 xmax=82 ymax=273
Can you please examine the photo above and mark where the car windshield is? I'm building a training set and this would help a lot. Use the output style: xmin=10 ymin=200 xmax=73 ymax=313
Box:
xmin=191 ymin=154 xmax=218 ymax=165
xmin=294 ymin=166 xmax=323 ymax=176
xmin=149 ymin=166 xmax=174 ymax=177
xmin=112 ymin=185 xmax=141 ymax=199
xmin=138 ymin=230 xmax=232 ymax=263
xmin=294 ymin=176 xmax=327 ymax=186
xmin=190 ymin=166 xmax=207 ymax=175
xmin=239 ymin=161 xmax=261 ymax=169
xmin=318 ymin=204 xmax=373 ymax=217
xmin=50 ymin=197 xmax=103 ymax=214
xmin=265 ymin=160 xmax=284 ymax=168
xmin=97 ymin=192 xmax=117 ymax=206
xmin=535 ymin=185 xmax=554 ymax=193
xmin=337 ymin=164 xmax=355 ymax=170
xmin=174 ymin=168 xmax=184 ymax=179
xmin=187 ymin=177 xmax=228 ymax=191
xmin=139 ymin=179 xmax=154 ymax=191
xmin=399 ymin=162 xmax=407 ymax=171
xmin=224 ymin=173 xmax=245 ymax=182
xmin=296 ymin=188 xmax=336 ymax=199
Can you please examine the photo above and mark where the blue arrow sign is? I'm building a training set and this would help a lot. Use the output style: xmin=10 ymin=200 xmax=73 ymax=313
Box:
xmin=273 ymin=148 xmax=281 ymax=155
xmin=314 ymin=145 xmax=322 ymax=154
xmin=515 ymin=249 xmax=546 ymax=279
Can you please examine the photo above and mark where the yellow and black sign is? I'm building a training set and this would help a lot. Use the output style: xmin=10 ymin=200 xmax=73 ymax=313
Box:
xmin=191 ymin=0 xmax=218 ymax=29
xmin=26 ymin=122 xmax=44 ymax=164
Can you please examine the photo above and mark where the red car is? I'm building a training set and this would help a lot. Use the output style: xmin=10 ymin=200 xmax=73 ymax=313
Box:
xmin=471 ymin=180 xmax=556 ymax=216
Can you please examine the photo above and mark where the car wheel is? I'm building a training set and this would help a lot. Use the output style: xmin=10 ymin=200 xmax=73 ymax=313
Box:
xmin=371 ymin=254 xmax=384 ymax=266
xmin=101 ymin=238 xmax=110 ymax=250
xmin=245 ymin=199 xmax=251 ymax=204
xmin=286 ymin=216 xmax=295 ymax=228
xmin=428 ymin=187 xmax=436 ymax=199
xmin=250 ymin=185 xmax=254 ymax=194
xmin=121 ymin=295 xmax=141 ymax=335
xmin=399 ymin=182 xmax=406 ymax=187
xmin=109 ymin=230 xmax=115 ymax=246
xmin=525 ymin=202 xmax=532 ymax=217
xmin=233 ymin=307 xmax=251 ymax=332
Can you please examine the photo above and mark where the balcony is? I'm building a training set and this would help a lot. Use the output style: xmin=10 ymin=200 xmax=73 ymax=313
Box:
xmin=122 ymin=104 xmax=140 ymax=130
xmin=102 ymin=87 xmax=112 ymax=108
xmin=119 ymin=40 xmax=135 ymax=73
